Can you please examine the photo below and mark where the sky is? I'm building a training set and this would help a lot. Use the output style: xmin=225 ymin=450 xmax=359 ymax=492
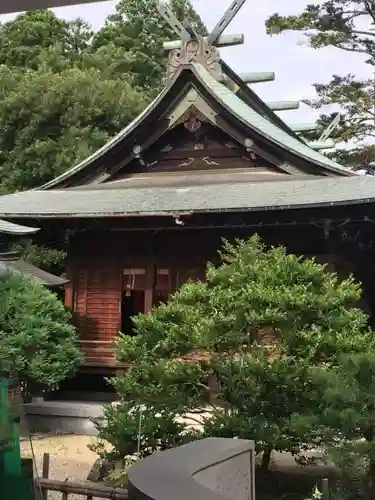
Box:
xmin=0 ymin=0 xmax=370 ymax=126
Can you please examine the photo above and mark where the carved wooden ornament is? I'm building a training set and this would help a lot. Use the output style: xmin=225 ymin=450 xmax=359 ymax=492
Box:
xmin=184 ymin=111 xmax=202 ymax=133
xmin=167 ymin=38 xmax=222 ymax=83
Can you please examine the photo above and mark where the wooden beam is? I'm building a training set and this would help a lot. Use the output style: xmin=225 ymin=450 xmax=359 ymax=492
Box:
xmin=288 ymin=122 xmax=319 ymax=133
xmin=319 ymin=112 xmax=341 ymax=141
xmin=250 ymin=144 xmax=301 ymax=175
xmin=144 ymin=264 xmax=155 ymax=314
xmin=208 ymin=0 xmax=247 ymax=46
xmin=266 ymin=101 xmax=300 ymax=111
xmin=240 ymin=72 xmax=275 ymax=84
xmin=163 ymin=34 xmax=244 ymax=51
xmin=41 ymin=453 xmax=50 ymax=500
xmin=214 ymin=116 xmax=302 ymax=175
xmin=157 ymin=146 xmax=248 ymax=160
xmin=36 ymin=478 xmax=128 ymax=500
xmin=156 ymin=0 xmax=191 ymax=42
xmin=307 ymin=140 xmax=335 ymax=150
xmin=103 ymin=118 xmax=171 ymax=181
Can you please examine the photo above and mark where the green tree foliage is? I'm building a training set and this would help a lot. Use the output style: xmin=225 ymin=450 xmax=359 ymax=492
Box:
xmin=0 ymin=2 xmax=207 ymax=192
xmin=0 ymin=10 xmax=90 ymax=70
xmin=0 ymin=3 xmax=207 ymax=266
xmin=311 ymin=351 xmax=375 ymax=499
xmin=9 ymin=239 xmax=66 ymax=275
xmin=94 ymin=236 xmax=373 ymax=474
xmin=0 ymin=65 xmax=147 ymax=192
xmin=0 ymin=272 xmax=82 ymax=391
xmin=266 ymin=1 xmax=375 ymax=171
xmin=92 ymin=0 xmax=207 ymax=90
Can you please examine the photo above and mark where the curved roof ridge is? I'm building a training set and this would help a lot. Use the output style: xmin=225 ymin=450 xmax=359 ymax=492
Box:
xmin=41 ymin=62 xmax=356 ymax=190
xmin=220 ymin=60 xmax=301 ymax=140
xmin=189 ymin=63 xmax=356 ymax=177
xmin=39 ymin=86 xmax=168 ymax=190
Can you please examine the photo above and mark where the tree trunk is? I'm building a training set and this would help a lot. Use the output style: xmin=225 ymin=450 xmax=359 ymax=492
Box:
xmin=207 ymin=373 xmax=219 ymax=405
xmin=260 ymin=447 xmax=272 ymax=471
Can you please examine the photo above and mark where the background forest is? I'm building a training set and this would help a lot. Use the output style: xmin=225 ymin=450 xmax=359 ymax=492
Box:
xmin=0 ymin=0 xmax=206 ymax=268
xmin=267 ymin=0 xmax=375 ymax=172
xmin=0 ymin=0 xmax=205 ymax=195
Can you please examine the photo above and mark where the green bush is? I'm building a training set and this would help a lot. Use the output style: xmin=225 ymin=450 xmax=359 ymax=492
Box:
xmin=0 ymin=272 xmax=82 ymax=391
xmin=95 ymin=236 xmax=374 ymax=484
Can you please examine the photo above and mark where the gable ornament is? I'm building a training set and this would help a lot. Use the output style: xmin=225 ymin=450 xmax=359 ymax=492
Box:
xmin=167 ymin=38 xmax=222 ymax=83
xmin=184 ymin=110 xmax=202 ymax=133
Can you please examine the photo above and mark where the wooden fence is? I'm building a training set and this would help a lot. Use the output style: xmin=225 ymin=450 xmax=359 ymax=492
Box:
xmin=36 ymin=477 xmax=128 ymax=500
xmin=34 ymin=453 xmax=128 ymax=500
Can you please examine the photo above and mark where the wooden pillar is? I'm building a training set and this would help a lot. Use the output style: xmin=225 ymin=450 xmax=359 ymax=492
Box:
xmin=144 ymin=233 xmax=156 ymax=314
xmin=64 ymin=265 xmax=74 ymax=309
xmin=144 ymin=263 xmax=155 ymax=313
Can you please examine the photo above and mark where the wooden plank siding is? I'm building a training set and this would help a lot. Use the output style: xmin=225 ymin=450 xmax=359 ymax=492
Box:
xmin=63 ymin=230 xmax=222 ymax=369
xmin=72 ymin=263 xmax=121 ymax=366
xmin=66 ymin=256 xmax=207 ymax=368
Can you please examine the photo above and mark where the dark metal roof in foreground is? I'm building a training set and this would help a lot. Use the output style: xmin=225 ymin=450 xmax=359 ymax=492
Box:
xmin=0 ymin=252 xmax=68 ymax=286
xmin=0 ymin=176 xmax=374 ymax=218
xmin=0 ymin=0 xmax=105 ymax=14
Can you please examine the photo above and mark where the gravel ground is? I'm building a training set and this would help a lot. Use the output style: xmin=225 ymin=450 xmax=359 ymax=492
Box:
xmin=21 ymin=435 xmax=100 ymax=500
xmin=19 ymin=435 xmax=332 ymax=500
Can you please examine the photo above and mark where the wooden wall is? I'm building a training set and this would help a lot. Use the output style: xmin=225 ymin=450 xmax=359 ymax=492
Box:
xmin=66 ymin=230 xmax=216 ymax=367
xmin=65 ymin=227 xmax=371 ymax=369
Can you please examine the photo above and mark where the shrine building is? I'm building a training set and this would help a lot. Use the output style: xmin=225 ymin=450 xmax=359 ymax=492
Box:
xmin=0 ymin=1 xmax=374 ymax=375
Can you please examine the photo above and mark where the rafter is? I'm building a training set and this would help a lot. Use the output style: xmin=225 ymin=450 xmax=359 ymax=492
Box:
xmin=319 ymin=113 xmax=341 ymax=142
xmin=163 ymin=34 xmax=244 ymax=51
xmin=266 ymin=101 xmax=300 ymax=111
xmin=208 ymin=0 xmax=247 ymax=46
xmin=157 ymin=0 xmax=247 ymax=48
xmin=156 ymin=0 xmax=191 ymax=41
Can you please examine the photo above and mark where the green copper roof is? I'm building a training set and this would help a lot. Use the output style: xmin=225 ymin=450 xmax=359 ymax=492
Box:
xmin=190 ymin=63 xmax=353 ymax=177
xmin=40 ymin=62 xmax=354 ymax=190
xmin=219 ymin=60 xmax=305 ymax=140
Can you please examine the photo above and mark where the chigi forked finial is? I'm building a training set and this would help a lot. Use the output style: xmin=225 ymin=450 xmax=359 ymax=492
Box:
xmin=156 ymin=0 xmax=247 ymax=82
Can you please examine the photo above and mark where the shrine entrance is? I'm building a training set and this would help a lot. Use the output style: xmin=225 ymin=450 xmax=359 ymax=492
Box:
xmin=121 ymin=291 xmax=145 ymax=336
xmin=121 ymin=268 xmax=147 ymax=336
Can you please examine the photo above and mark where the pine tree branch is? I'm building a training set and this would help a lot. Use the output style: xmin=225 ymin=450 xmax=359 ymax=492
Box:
xmin=364 ymin=0 xmax=375 ymax=24
xmin=352 ymin=30 xmax=375 ymax=38
xmin=331 ymin=40 xmax=370 ymax=54
xmin=181 ymin=414 xmax=205 ymax=426
xmin=344 ymin=11 xmax=368 ymax=22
